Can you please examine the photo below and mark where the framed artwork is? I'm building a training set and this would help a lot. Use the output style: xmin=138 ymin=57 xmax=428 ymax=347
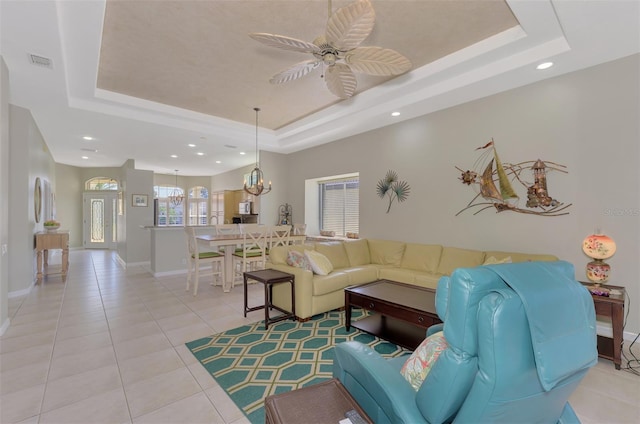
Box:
xmin=132 ymin=194 xmax=148 ymax=207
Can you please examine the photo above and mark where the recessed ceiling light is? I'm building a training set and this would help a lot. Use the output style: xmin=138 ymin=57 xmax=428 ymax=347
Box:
xmin=170 ymin=154 xmax=178 ymax=158
xmin=82 ymin=136 xmax=93 ymax=140
xmin=391 ymin=111 xmax=401 ymax=117
xmin=197 ymin=152 xmax=204 ymax=156
xmin=240 ymin=152 xmax=246 ymax=155
xmin=536 ymin=62 xmax=554 ymax=70
xmin=81 ymin=156 xmax=89 ymax=160
xmin=188 ymin=143 xmax=196 ymax=147
xmin=215 ymin=160 xmax=221 ymax=164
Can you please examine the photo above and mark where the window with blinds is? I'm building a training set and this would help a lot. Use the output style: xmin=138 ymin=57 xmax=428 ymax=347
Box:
xmin=320 ymin=177 xmax=359 ymax=236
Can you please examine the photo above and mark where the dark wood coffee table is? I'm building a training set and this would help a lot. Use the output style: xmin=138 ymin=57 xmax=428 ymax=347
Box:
xmin=345 ymin=279 xmax=441 ymax=350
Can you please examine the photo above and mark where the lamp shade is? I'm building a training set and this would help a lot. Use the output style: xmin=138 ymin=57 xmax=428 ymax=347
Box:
xmin=582 ymin=234 xmax=616 ymax=260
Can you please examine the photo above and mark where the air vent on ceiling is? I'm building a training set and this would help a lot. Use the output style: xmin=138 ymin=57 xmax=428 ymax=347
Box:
xmin=29 ymin=54 xmax=53 ymax=69
xmin=81 ymin=148 xmax=98 ymax=153
xmin=224 ymin=144 xmax=237 ymax=149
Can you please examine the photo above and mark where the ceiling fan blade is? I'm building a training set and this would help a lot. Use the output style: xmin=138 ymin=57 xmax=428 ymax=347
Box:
xmin=325 ymin=63 xmax=357 ymax=98
xmin=345 ymin=46 xmax=412 ymax=76
xmin=249 ymin=33 xmax=321 ymax=54
xmin=325 ymin=0 xmax=375 ymax=51
xmin=270 ymin=60 xmax=321 ymax=84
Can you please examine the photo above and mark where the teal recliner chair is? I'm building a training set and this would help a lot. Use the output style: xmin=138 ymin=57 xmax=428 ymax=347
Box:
xmin=333 ymin=261 xmax=597 ymax=423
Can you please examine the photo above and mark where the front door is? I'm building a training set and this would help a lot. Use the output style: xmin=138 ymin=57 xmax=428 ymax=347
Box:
xmin=83 ymin=192 xmax=117 ymax=249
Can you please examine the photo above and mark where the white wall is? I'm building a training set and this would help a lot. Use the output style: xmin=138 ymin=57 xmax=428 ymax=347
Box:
xmin=285 ymin=54 xmax=640 ymax=335
xmin=8 ymin=105 xmax=56 ymax=293
xmin=0 ymin=57 xmax=10 ymax=333
xmin=123 ymin=165 xmax=154 ymax=264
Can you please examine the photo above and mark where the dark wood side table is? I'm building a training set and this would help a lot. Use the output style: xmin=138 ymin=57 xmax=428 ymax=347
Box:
xmin=580 ymin=282 xmax=625 ymax=370
xmin=243 ymin=269 xmax=295 ymax=329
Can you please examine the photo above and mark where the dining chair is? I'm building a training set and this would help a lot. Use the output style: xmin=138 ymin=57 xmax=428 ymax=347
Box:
xmin=292 ymin=223 xmax=307 ymax=245
xmin=269 ymin=225 xmax=292 ymax=249
xmin=232 ymin=225 xmax=268 ymax=284
xmin=215 ymin=224 xmax=240 ymax=235
xmin=185 ymin=227 xmax=224 ymax=296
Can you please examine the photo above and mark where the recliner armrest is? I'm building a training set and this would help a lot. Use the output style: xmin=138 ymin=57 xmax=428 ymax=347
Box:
xmin=333 ymin=342 xmax=426 ymax=424
xmin=426 ymin=323 xmax=444 ymax=337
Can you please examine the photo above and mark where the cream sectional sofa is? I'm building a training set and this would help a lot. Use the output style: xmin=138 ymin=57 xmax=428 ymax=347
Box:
xmin=266 ymin=239 xmax=558 ymax=321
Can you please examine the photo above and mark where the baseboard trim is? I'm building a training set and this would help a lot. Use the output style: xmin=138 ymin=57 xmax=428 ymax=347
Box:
xmin=8 ymin=281 xmax=35 ymax=298
xmin=596 ymin=322 xmax=638 ymax=343
xmin=153 ymin=269 xmax=188 ymax=278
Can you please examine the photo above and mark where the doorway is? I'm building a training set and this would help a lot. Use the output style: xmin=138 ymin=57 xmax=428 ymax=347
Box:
xmin=83 ymin=192 xmax=117 ymax=249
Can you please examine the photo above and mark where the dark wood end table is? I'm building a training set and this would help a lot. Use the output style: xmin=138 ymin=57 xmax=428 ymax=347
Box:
xmin=243 ymin=269 xmax=296 ymax=329
xmin=264 ymin=378 xmax=372 ymax=424
xmin=580 ymin=282 xmax=626 ymax=370
xmin=345 ymin=279 xmax=441 ymax=350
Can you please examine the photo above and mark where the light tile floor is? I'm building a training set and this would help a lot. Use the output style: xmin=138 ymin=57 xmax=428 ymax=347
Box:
xmin=1 ymin=250 xmax=639 ymax=423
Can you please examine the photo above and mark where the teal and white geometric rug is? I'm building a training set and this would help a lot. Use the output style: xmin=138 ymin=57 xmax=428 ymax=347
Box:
xmin=186 ymin=310 xmax=409 ymax=423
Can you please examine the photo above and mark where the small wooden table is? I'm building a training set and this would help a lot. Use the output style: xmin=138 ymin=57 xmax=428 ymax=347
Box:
xmin=243 ymin=269 xmax=296 ymax=329
xmin=264 ymin=378 xmax=372 ymax=424
xmin=581 ymin=282 xmax=626 ymax=370
xmin=345 ymin=279 xmax=441 ymax=350
xmin=35 ymin=231 xmax=69 ymax=282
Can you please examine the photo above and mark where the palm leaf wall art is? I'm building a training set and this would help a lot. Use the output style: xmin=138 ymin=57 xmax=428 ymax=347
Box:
xmin=377 ymin=170 xmax=410 ymax=213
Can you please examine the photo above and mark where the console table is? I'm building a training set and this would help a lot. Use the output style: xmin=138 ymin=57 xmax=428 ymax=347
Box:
xmin=581 ymin=282 xmax=625 ymax=370
xmin=35 ymin=231 xmax=69 ymax=282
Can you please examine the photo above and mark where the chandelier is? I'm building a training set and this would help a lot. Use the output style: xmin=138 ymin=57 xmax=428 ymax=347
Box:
xmin=169 ymin=169 xmax=184 ymax=206
xmin=244 ymin=107 xmax=271 ymax=196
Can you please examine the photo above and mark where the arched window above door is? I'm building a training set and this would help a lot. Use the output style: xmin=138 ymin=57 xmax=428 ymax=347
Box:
xmin=85 ymin=177 xmax=119 ymax=191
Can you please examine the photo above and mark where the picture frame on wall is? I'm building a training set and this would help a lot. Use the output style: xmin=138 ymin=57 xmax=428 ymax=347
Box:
xmin=132 ymin=194 xmax=148 ymax=207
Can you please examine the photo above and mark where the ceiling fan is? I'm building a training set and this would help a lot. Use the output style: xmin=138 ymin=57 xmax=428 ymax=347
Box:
xmin=249 ymin=0 xmax=412 ymax=99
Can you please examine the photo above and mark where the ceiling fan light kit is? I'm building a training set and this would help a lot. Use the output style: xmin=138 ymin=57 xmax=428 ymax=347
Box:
xmin=249 ymin=0 xmax=411 ymax=98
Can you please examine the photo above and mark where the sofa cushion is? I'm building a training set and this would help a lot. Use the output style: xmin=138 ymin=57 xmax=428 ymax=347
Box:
xmin=344 ymin=239 xmax=371 ymax=266
xmin=413 ymin=273 xmax=443 ymax=290
xmin=436 ymin=246 xmax=485 ymax=275
xmin=379 ymin=268 xmax=417 ymax=285
xmin=368 ymin=239 xmax=406 ymax=266
xmin=343 ymin=266 xmax=379 ymax=286
xmin=315 ymin=242 xmax=350 ymax=269
xmin=401 ymin=243 xmax=443 ymax=273
xmin=305 ymin=250 xmax=334 ymax=275
xmin=312 ymin=272 xmax=351 ymax=296
xmin=483 ymin=250 xmax=558 ymax=263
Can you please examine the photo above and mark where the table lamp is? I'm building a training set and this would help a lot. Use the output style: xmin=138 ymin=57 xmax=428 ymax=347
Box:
xmin=582 ymin=233 xmax=616 ymax=293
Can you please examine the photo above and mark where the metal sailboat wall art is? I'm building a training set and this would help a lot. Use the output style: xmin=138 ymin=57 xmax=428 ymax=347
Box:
xmin=455 ymin=139 xmax=571 ymax=217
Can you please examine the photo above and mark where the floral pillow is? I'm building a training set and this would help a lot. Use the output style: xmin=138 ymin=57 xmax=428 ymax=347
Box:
xmin=400 ymin=331 xmax=448 ymax=391
xmin=286 ymin=250 xmax=312 ymax=271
